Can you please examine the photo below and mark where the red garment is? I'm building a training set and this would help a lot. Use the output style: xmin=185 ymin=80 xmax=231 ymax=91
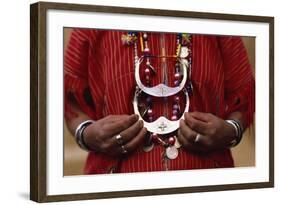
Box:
xmin=64 ymin=29 xmax=255 ymax=174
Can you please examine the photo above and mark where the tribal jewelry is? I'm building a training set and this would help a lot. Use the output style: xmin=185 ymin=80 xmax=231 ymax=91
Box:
xmin=128 ymin=32 xmax=192 ymax=159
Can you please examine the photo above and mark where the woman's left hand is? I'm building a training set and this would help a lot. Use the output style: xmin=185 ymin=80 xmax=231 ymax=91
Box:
xmin=177 ymin=112 xmax=237 ymax=153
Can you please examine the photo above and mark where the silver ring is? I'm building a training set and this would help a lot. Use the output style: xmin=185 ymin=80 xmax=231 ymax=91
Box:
xmin=115 ymin=134 xmax=124 ymax=145
xmin=121 ymin=145 xmax=128 ymax=154
xmin=194 ymin=133 xmax=202 ymax=143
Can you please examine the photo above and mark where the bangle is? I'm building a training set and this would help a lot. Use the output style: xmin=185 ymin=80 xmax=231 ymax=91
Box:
xmin=225 ymin=119 xmax=243 ymax=148
xmin=74 ymin=120 xmax=94 ymax=151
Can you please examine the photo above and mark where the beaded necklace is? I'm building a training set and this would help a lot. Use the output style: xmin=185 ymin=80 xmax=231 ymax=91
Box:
xmin=122 ymin=32 xmax=192 ymax=159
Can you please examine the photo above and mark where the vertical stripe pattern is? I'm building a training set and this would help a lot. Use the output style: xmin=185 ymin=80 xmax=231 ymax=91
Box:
xmin=64 ymin=29 xmax=254 ymax=174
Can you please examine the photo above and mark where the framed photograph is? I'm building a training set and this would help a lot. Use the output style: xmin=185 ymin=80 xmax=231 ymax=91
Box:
xmin=30 ymin=1 xmax=274 ymax=202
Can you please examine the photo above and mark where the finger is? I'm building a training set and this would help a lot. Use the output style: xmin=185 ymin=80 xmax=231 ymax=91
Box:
xmin=179 ymin=119 xmax=197 ymax=143
xmin=177 ymin=129 xmax=189 ymax=146
xmin=189 ymin=112 xmax=211 ymax=122
xmin=117 ymin=120 xmax=144 ymax=144
xmin=104 ymin=114 xmax=139 ymax=136
xmin=183 ymin=138 xmax=207 ymax=153
xmin=184 ymin=113 xmax=209 ymax=135
xmin=194 ymin=135 xmax=215 ymax=149
xmin=177 ymin=129 xmax=206 ymax=153
xmin=194 ymin=134 xmax=208 ymax=145
xmin=123 ymin=127 xmax=147 ymax=153
xmin=102 ymin=114 xmax=130 ymax=123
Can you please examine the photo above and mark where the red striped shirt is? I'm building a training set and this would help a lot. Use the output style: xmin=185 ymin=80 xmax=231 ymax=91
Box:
xmin=64 ymin=29 xmax=255 ymax=174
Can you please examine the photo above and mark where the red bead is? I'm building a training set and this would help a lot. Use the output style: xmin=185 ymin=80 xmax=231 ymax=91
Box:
xmin=173 ymin=104 xmax=179 ymax=110
xmin=147 ymin=109 xmax=153 ymax=116
xmin=168 ymin=136 xmax=176 ymax=145
xmin=146 ymin=96 xmax=152 ymax=104
xmin=174 ymin=96 xmax=180 ymax=102
xmin=171 ymin=115 xmax=178 ymax=121
xmin=143 ymin=33 xmax=148 ymax=40
xmin=174 ymin=80 xmax=179 ymax=86
xmin=172 ymin=109 xmax=178 ymax=115
xmin=144 ymin=48 xmax=150 ymax=53
xmin=151 ymin=133 xmax=158 ymax=140
xmin=174 ymin=73 xmax=181 ymax=80
xmin=145 ymin=68 xmax=150 ymax=75
xmin=145 ymin=75 xmax=150 ymax=81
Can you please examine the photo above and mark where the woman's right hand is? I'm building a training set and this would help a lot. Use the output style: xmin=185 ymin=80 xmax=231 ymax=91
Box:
xmin=83 ymin=114 xmax=147 ymax=157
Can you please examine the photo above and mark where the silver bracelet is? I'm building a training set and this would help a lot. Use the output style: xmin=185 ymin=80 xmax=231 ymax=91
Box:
xmin=74 ymin=120 xmax=94 ymax=151
xmin=225 ymin=119 xmax=243 ymax=148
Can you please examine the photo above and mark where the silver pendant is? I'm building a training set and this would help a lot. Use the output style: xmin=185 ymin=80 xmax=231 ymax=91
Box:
xmin=143 ymin=143 xmax=154 ymax=152
xmin=174 ymin=136 xmax=181 ymax=149
xmin=180 ymin=46 xmax=189 ymax=58
xmin=165 ymin=146 xmax=178 ymax=160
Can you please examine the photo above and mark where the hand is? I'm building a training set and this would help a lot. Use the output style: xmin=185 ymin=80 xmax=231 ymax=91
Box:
xmin=177 ymin=112 xmax=237 ymax=152
xmin=83 ymin=114 xmax=147 ymax=157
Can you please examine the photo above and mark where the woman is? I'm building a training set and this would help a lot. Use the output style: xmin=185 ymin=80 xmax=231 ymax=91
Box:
xmin=64 ymin=29 xmax=255 ymax=174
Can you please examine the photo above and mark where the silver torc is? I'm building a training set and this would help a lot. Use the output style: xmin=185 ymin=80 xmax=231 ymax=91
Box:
xmin=135 ymin=57 xmax=189 ymax=97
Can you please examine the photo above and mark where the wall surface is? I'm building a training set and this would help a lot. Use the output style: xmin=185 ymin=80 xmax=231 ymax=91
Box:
xmin=0 ymin=0 xmax=279 ymax=205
